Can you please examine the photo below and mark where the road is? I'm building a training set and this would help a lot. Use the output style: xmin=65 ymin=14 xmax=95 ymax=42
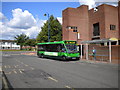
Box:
xmin=1 ymin=51 xmax=119 ymax=89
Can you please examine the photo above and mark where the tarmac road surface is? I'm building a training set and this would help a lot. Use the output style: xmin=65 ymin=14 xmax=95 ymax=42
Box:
xmin=2 ymin=51 xmax=119 ymax=89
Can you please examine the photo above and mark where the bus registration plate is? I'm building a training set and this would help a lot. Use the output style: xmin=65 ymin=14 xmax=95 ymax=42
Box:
xmin=72 ymin=57 xmax=76 ymax=59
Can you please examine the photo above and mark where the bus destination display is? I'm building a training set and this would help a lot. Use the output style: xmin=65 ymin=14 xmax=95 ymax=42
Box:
xmin=65 ymin=41 xmax=76 ymax=44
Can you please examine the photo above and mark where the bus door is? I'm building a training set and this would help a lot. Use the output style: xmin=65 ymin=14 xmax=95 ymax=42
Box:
xmin=58 ymin=44 xmax=67 ymax=56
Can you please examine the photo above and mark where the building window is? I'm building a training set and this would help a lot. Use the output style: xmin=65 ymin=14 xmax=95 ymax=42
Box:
xmin=7 ymin=42 xmax=10 ymax=45
xmin=2 ymin=42 xmax=5 ymax=45
xmin=110 ymin=25 xmax=116 ymax=30
xmin=93 ymin=23 xmax=100 ymax=36
xmin=67 ymin=26 xmax=77 ymax=32
xmin=73 ymin=29 xmax=77 ymax=32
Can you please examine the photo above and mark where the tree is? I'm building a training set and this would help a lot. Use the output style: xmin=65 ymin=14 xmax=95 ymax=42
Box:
xmin=25 ymin=39 xmax=36 ymax=47
xmin=36 ymin=15 xmax=62 ymax=43
xmin=14 ymin=33 xmax=29 ymax=50
xmin=25 ymin=39 xmax=36 ymax=50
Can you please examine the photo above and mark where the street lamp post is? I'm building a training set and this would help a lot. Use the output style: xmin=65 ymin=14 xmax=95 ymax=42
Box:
xmin=44 ymin=13 xmax=50 ymax=42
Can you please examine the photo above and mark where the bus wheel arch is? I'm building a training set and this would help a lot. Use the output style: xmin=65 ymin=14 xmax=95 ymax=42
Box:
xmin=62 ymin=56 xmax=66 ymax=60
xmin=38 ymin=53 xmax=44 ymax=58
xmin=38 ymin=53 xmax=41 ymax=58
xmin=41 ymin=54 xmax=44 ymax=58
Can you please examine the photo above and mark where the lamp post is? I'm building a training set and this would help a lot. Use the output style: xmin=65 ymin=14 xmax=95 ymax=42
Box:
xmin=44 ymin=13 xmax=50 ymax=42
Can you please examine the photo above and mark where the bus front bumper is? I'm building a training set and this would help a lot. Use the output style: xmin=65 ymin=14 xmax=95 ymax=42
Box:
xmin=66 ymin=57 xmax=80 ymax=60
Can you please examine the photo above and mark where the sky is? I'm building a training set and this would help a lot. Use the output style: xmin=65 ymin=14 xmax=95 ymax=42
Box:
xmin=0 ymin=0 xmax=118 ymax=40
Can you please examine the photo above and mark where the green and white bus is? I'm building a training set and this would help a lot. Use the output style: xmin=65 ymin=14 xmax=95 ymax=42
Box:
xmin=37 ymin=41 xmax=80 ymax=60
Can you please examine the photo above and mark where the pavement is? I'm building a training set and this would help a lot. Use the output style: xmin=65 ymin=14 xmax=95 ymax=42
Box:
xmin=21 ymin=51 xmax=118 ymax=66
xmin=21 ymin=51 xmax=37 ymax=56
xmin=1 ymin=51 xmax=119 ymax=89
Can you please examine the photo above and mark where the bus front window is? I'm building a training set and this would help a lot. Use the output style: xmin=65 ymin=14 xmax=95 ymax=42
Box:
xmin=66 ymin=44 xmax=77 ymax=53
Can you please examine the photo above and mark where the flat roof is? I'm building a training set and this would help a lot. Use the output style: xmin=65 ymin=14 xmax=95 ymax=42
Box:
xmin=81 ymin=39 xmax=116 ymax=44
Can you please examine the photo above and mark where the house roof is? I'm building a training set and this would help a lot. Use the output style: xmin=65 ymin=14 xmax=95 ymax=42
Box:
xmin=0 ymin=40 xmax=15 ymax=42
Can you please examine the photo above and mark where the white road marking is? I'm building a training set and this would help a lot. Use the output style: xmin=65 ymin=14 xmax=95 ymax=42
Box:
xmin=19 ymin=69 xmax=23 ymax=74
xmin=48 ymin=77 xmax=58 ymax=82
xmin=24 ymin=64 xmax=28 ymax=66
xmin=0 ymin=67 xmax=2 ymax=74
xmin=8 ymin=65 xmax=11 ymax=68
xmin=65 ymin=85 xmax=71 ymax=88
xmin=5 ymin=72 xmax=11 ymax=75
xmin=21 ymin=62 xmax=24 ymax=64
xmin=4 ymin=65 xmax=7 ymax=68
xmin=0 ymin=67 xmax=2 ymax=71
xmin=30 ymin=67 xmax=34 ymax=70
xmin=13 ymin=69 xmax=17 ymax=74
xmin=14 ymin=65 xmax=17 ymax=68
xmin=16 ymin=65 xmax=19 ymax=67
xmin=20 ymin=69 xmax=24 ymax=71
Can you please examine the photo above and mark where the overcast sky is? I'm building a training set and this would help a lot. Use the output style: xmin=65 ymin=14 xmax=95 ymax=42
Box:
xmin=0 ymin=0 xmax=118 ymax=40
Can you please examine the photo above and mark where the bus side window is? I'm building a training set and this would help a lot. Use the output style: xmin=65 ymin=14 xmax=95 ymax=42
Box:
xmin=57 ymin=44 xmax=61 ymax=52
xmin=46 ymin=44 xmax=51 ymax=52
xmin=38 ymin=45 xmax=46 ymax=51
xmin=38 ymin=45 xmax=42 ymax=51
xmin=61 ymin=48 xmax=65 ymax=52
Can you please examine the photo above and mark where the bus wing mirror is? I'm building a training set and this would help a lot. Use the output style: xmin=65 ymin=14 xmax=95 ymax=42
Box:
xmin=61 ymin=48 xmax=66 ymax=52
xmin=77 ymin=46 xmax=79 ymax=51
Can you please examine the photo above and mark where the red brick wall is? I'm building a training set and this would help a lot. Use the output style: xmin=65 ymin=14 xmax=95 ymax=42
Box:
xmin=88 ymin=44 xmax=109 ymax=61
xmin=63 ymin=4 xmax=118 ymax=42
xmin=111 ymin=45 xmax=120 ymax=64
xmin=89 ymin=5 xmax=106 ymax=39
xmin=62 ymin=5 xmax=89 ymax=44
xmin=104 ymin=5 xmax=119 ymax=39
xmin=62 ymin=8 xmax=69 ymax=40
xmin=84 ymin=44 xmax=120 ymax=64
xmin=62 ymin=4 xmax=119 ymax=64
xmin=68 ymin=29 xmax=77 ymax=41
xmin=89 ymin=4 xmax=118 ymax=40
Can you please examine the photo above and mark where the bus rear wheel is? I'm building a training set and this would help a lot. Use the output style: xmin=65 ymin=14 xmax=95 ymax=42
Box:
xmin=41 ymin=54 xmax=44 ymax=58
xmin=38 ymin=54 xmax=44 ymax=58
xmin=62 ymin=56 xmax=66 ymax=60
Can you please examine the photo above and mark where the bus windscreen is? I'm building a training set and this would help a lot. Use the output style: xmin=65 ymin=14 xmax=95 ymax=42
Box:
xmin=65 ymin=44 xmax=77 ymax=53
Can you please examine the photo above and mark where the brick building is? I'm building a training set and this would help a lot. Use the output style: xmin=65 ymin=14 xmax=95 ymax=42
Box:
xmin=62 ymin=3 xmax=120 ymax=64
xmin=118 ymin=1 xmax=120 ymax=38
xmin=118 ymin=1 xmax=120 ymax=64
xmin=89 ymin=4 xmax=119 ymax=42
xmin=62 ymin=5 xmax=89 ymax=44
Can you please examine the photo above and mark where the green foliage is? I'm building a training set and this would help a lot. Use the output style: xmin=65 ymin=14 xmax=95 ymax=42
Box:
xmin=25 ymin=39 xmax=36 ymax=46
xmin=14 ymin=33 xmax=29 ymax=50
xmin=37 ymin=15 xmax=62 ymax=43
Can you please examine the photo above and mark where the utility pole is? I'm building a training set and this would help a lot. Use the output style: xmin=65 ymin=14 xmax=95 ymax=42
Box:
xmin=44 ymin=13 xmax=50 ymax=42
